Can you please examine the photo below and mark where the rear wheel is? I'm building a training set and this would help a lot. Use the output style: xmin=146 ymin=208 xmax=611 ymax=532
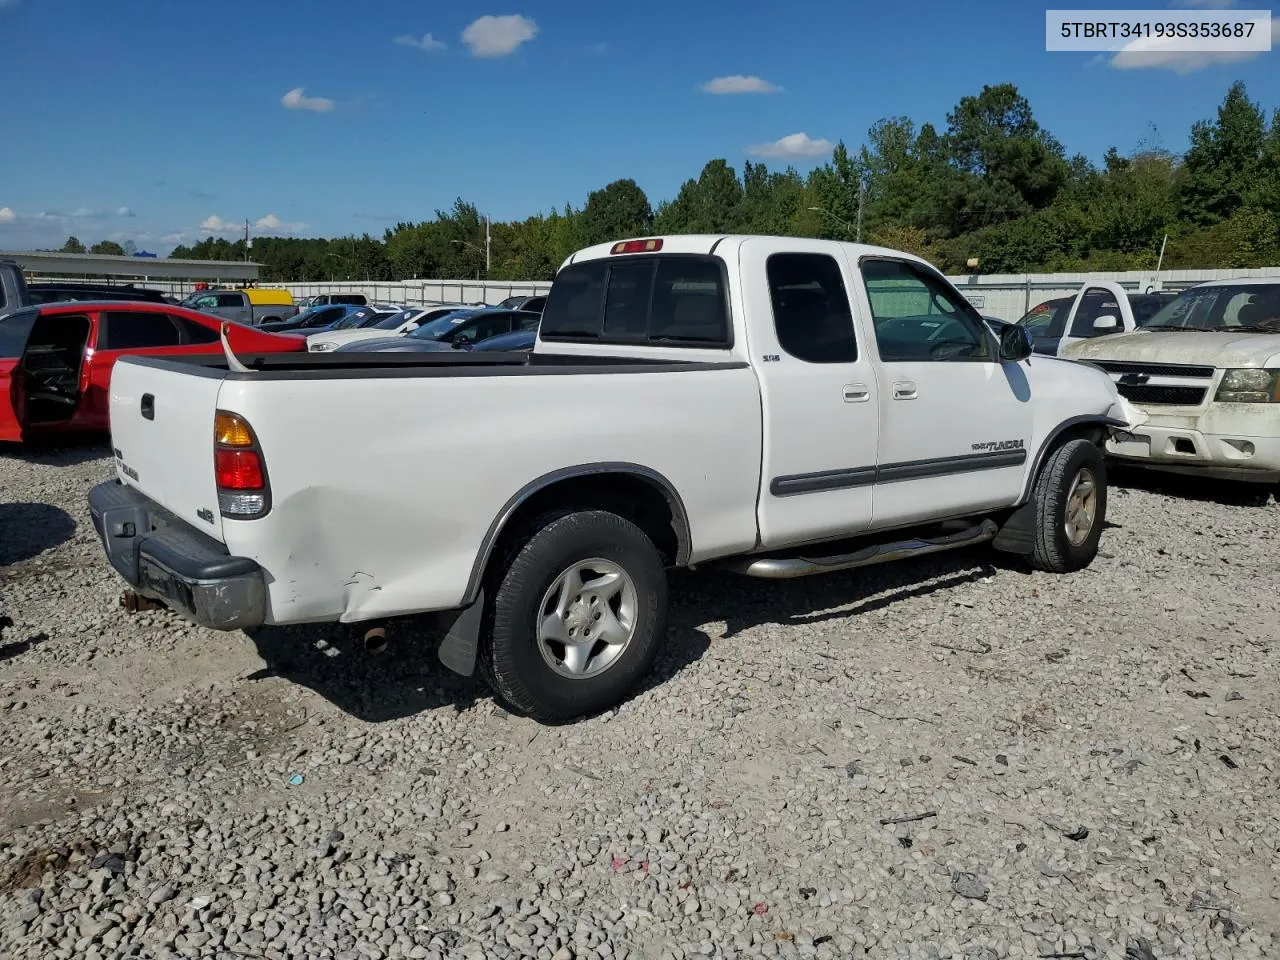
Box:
xmin=1029 ymin=438 xmax=1107 ymax=573
xmin=480 ymin=510 xmax=668 ymax=722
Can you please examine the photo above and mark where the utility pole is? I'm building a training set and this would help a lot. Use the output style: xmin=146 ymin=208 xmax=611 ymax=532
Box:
xmin=856 ymin=181 xmax=864 ymax=243
xmin=243 ymin=218 xmax=249 ymax=262
xmin=484 ymin=215 xmax=491 ymax=275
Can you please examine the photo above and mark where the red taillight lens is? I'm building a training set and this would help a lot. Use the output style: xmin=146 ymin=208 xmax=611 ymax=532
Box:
xmin=215 ymin=448 xmax=264 ymax=489
xmin=610 ymin=238 xmax=663 ymax=254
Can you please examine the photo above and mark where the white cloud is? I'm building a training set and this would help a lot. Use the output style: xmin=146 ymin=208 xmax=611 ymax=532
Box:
xmin=461 ymin=14 xmax=537 ymax=57
xmin=281 ymin=87 xmax=335 ymax=112
xmin=588 ymin=42 xmax=608 ymax=54
xmin=199 ymin=213 xmax=308 ymax=236
xmin=745 ymin=132 xmax=835 ymax=160
xmin=1110 ymin=19 xmax=1279 ymax=73
xmin=700 ymin=75 xmax=782 ymax=95
xmin=116 ymin=206 xmax=135 ymax=217
xmin=254 ymin=213 xmax=308 ymax=233
xmin=394 ymin=32 xmax=446 ymax=51
xmin=161 ymin=233 xmax=187 ymax=244
xmin=200 ymin=215 xmax=239 ymax=234
xmin=0 ymin=207 xmax=15 ymax=223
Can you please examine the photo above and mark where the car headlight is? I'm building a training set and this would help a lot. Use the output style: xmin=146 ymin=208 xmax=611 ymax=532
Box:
xmin=1214 ymin=368 xmax=1280 ymax=403
xmin=310 ymin=341 xmax=337 ymax=352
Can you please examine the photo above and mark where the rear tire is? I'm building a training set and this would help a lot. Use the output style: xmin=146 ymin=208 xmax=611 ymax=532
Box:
xmin=480 ymin=510 xmax=668 ymax=723
xmin=1029 ymin=438 xmax=1107 ymax=573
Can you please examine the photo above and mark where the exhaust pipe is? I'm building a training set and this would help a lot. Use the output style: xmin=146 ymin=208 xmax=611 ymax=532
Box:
xmin=362 ymin=624 xmax=388 ymax=654
xmin=120 ymin=590 xmax=165 ymax=614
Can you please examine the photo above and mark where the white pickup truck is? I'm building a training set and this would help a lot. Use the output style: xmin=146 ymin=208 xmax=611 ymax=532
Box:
xmin=88 ymin=235 xmax=1137 ymax=722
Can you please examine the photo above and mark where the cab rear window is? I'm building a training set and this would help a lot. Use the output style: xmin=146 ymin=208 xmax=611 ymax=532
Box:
xmin=540 ymin=255 xmax=731 ymax=347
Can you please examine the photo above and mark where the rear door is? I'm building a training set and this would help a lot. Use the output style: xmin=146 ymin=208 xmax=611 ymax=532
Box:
xmin=0 ymin=308 xmax=39 ymax=441
xmin=742 ymin=240 xmax=880 ymax=549
xmin=217 ymin=292 xmax=252 ymax=325
xmin=1059 ymin=281 xmax=1134 ymax=353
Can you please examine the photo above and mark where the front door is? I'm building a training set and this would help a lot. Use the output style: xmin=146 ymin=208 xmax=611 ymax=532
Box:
xmin=0 ymin=309 xmax=40 ymax=441
xmin=856 ymin=256 xmax=1034 ymax=529
xmin=1059 ymin=281 xmax=1132 ymax=354
xmin=742 ymin=240 xmax=880 ymax=549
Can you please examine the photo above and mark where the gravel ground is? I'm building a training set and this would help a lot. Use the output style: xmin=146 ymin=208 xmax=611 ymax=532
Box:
xmin=1 ymin=442 xmax=1278 ymax=960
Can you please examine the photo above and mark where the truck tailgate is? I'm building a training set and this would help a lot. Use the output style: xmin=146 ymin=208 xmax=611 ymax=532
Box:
xmin=108 ymin=358 xmax=226 ymax=542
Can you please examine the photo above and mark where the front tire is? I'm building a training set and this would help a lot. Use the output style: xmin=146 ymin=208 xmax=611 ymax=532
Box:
xmin=1029 ymin=438 xmax=1107 ymax=573
xmin=481 ymin=510 xmax=668 ymax=723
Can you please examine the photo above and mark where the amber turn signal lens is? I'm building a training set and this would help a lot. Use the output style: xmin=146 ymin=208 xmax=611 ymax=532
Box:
xmin=215 ymin=411 xmax=255 ymax=447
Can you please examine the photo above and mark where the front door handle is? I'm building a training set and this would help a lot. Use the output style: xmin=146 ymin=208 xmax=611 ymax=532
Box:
xmin=891 ymin=380 xmax=917 ymax=400
xmin=843 ymin=383 xmax=870 ymax=403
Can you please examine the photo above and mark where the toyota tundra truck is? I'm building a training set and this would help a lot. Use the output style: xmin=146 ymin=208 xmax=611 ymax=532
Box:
xmin=88 ymin=236 xmax=1139 ymax=722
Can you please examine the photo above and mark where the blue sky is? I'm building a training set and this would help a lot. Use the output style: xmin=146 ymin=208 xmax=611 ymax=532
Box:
xmin=0 ymin=0 xmax=1277 ymax=253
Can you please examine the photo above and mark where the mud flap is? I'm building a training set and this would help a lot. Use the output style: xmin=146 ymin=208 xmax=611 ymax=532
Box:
xmin=436 ymin=587 xmax=485 ymax=677
xmin=991 ymin=502 xmax=1035 ymax=555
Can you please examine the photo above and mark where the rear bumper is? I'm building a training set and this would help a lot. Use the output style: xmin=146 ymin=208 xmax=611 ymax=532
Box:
xmin=88 ymin=480 xmax=266 ymax=630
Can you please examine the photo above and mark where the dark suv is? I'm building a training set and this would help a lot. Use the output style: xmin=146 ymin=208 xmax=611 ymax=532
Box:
xmin=25 ymin=282 xmax=174 ymax=305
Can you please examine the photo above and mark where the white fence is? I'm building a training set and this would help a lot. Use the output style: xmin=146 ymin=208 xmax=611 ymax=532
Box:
xmin=276 ymin=279 xmax=553 ymax=307
xmin=26 ymin=266 xmax=1279 ymax=318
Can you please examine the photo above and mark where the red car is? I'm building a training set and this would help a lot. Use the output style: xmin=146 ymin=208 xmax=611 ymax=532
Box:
xmin=0 ymin=300 xmax=306 ymax=442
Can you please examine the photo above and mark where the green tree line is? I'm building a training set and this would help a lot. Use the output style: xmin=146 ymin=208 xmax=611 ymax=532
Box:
xmin=161 ymin=80 xmax=1279 ymax=281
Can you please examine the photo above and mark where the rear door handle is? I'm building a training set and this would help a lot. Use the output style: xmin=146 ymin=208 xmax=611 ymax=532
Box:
xmin=891 ymin=380 xmax=917 ymax=400
xmin=843 ymin=383 xmax=870 ymax=403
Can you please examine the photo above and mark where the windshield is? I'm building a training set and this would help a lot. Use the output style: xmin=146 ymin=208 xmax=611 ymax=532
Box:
xmin=408 ymin=310 xmax=478 ymax=339
xmin=327 ymin=308 xmax=373 ymax=330
xmin=1143 ymin=284 xmax=1280 ymax=331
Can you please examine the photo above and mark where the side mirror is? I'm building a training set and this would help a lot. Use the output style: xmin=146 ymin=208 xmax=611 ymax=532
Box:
xmin=1093 ymin=314 xmax=1119 ymax=332
xmin=999 ymin=323 xmax=1034 ymax=362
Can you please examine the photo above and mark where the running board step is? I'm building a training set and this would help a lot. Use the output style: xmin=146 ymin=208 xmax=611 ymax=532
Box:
xmin=721 ymin=518 xmax=999 ymax=580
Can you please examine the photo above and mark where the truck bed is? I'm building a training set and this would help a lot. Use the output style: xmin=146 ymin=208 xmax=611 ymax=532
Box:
xmin=105 ymin=347 xmax=765 ymax=625
xmin=122 ymin=350 xmax=748 ymax=379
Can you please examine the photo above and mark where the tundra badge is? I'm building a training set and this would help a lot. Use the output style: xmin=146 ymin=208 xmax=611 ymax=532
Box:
xmin=971 ymin=439 xmax=1025 ymax=452
xmin=113 ymin=447 xmax=140 ymax=481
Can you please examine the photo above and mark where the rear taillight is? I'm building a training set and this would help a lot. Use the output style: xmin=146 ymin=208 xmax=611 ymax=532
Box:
xmin=214 ymin=411 xmax=270 ymax=518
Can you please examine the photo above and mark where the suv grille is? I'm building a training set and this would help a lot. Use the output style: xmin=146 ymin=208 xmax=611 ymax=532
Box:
xmin=1115 ymin=384 xmax=1207 ymax=405
xmin=1091 ymin=360 xmax=1215 ymax=379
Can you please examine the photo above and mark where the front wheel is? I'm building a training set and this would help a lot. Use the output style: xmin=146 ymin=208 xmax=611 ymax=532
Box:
xmin=481 ymin=510 xmax=668 ymax=722
xmin=1029 ymin=438 xmax=1107 ymax=573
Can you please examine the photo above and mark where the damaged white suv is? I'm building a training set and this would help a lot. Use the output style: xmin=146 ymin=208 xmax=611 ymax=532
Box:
xmin=1064 ymin=278 xmax=1280 ymax=497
